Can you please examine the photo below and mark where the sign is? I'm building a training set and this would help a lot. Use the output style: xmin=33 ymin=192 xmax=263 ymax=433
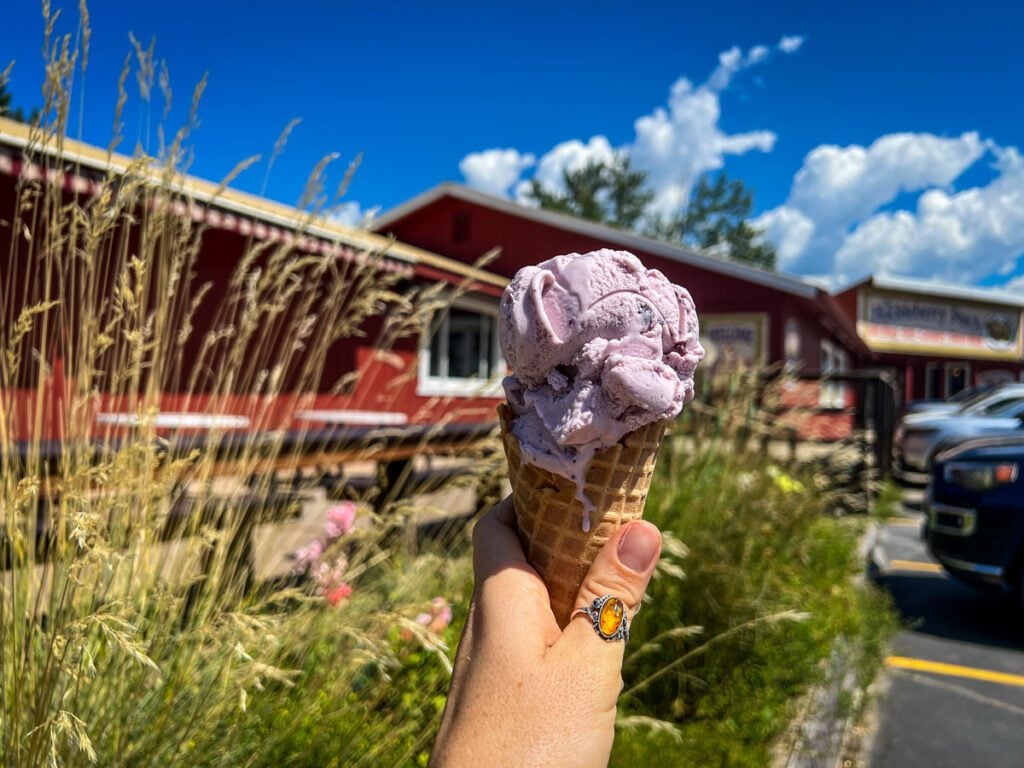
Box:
xmin=700 ymin=313 xmax=768 ymax=369
xmin=859 ymin=291 xmax=1023 ymax=361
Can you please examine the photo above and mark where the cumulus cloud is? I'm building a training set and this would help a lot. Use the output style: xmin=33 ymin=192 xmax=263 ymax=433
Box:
xmin=459 ymin=148 xmax=536 ymax=197
xmin=460 ymin=42 xmax=787 ymax=212
xmin=789 ymin=132 xmax=985 ymax=230
xmin=751 ymin=206 xmax=815 ymax=265
xmin=756 ymin=131 xmax=989 ymax=276
xmin=515 ymin=136 xmax=616 ymax=203
xmin=328 ymin=201 xmax=380 ymax=229
xmin=1002 ymin=273 xmax=1024 ymax=291
xmin=632 ymin=70 xmax=777 ymax=215
xmin=778 ymin=35 xmax=805 ymax=53
xmin=833 ymin=146 xmax=1024 ymax=282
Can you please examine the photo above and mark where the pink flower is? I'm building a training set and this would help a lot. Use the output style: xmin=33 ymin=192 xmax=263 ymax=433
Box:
xmin=325 ymin=582 xmax=353 ymax=606
xmin=293 ymin=539 xmax=324 ymax=570
xmin=325 ymin=502 xmax=357 ymax=540
xmin=313 ymin=556 xmax=348 ymax=591
xmin=433 ymin=605 xmax=453 ymax=631
xmin=415 ymin=597 xmax=453 ymax=634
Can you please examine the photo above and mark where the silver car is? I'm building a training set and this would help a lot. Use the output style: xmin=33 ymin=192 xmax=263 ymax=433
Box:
xmin=896 ymin=395 xmax=1024 ymax=475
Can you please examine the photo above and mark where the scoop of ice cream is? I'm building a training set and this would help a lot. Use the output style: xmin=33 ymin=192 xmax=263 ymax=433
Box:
xmin=500 ymin=249 xmax=704 ymax=527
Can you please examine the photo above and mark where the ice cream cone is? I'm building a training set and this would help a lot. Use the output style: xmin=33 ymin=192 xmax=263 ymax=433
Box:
xmin=498 ymin=403 xmax=668 ymax=628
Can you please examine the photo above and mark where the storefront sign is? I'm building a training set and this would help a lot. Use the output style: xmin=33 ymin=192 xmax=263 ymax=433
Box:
xmin=700 ymin=313 xmax=767 ymax=369
xmin=859 ymin=292 xmax=1023 ymax=360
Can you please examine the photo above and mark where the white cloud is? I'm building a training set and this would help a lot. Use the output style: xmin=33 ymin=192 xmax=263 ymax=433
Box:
xmin=460 ymin=42 xmax=786 ymax=215
xmin=328 ymin=201 xmax=380 ymax=229
xmin=779 ymin=35 xmax=804 ymax=53
xmin=833 ymin=146 xmax=1024 ymax=282
xmin=758 ymin=131 xmax=988 ymax=274
xmin=751 ymin=206 xmax=815 ymax=265
xmin=748 ymin=45 xmax=770 ymax=64
xmin=789 ymin=132 xmax=985 ymax=229
xmin=1002 ymin=273 xmax=1024 ymax=291
xmin=515 ymin=136 xmax=616 ymax=203
xmin=459 ymin=148 xmax=536 ymax=197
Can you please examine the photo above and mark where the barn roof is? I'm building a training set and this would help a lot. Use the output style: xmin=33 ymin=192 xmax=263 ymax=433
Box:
xmin=0 ymin=117 xmax=506 ymax=291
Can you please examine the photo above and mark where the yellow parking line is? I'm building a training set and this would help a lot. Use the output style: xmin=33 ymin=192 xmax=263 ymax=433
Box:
xmin=886 ymin=656 xmax=1024 ymax=688
xmin=889 ymin=559 xmax=943 ymax=573
xmin=887 ymin=517 xmax=923 ymax=527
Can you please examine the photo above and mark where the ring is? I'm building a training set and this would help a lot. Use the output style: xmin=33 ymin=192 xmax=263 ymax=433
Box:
xmin=570 ymin=595 xmax=630 ymax=643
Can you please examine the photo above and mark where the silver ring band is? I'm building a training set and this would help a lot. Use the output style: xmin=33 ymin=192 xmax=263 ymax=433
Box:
xmin=570 ymin=594 xmax=630 ymax=643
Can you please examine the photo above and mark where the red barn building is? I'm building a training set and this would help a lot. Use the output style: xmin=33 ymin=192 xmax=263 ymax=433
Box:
xmin=376 ymin=183 xmax=871 ymax=439
xmin=0 ymin=118 xmax=507 ymax=443
xmin=834 ymin=274 xmax=1024 ymax=403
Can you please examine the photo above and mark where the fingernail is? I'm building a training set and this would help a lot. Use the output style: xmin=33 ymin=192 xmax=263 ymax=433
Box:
xmin=618 ymin=522 xmax=661 ymax=573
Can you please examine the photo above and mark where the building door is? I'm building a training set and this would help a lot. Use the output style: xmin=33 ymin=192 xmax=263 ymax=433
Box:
xmin=925 ymin=363 xmax=942 ymax=400
xmin=945 ymin=362 xmax=970 ymax=398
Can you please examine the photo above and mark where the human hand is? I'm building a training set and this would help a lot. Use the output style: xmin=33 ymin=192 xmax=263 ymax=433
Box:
xmin=430 ymin=497 xmax=662 ymax=768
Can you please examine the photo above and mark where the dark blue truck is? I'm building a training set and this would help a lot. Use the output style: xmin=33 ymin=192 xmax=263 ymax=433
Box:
xmin=925 ymin=435 xmax=1024 ymax=605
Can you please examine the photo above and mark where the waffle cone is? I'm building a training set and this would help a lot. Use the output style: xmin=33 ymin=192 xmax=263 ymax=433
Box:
xmin=498 ymin=403 xmax=668 ymax=628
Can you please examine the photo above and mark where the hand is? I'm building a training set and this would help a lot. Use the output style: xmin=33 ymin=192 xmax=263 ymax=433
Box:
xmin=430 ymin=497 xmax=662 ymax=768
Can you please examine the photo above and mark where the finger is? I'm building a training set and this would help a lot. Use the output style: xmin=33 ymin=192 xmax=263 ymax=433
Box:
xmin=551 ymin=520 xmax=661 ymax=695
xmin=472 ymin=496 xmax=560 ymax=653
xmin=471 ymin=496 xmax=528 ymax=579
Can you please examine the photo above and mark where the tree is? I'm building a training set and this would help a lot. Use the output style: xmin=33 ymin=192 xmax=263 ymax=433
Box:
xmin=0 ymin=79 xmax=36 ymax=123
xmin=523 ymin=154 xmax=654 ymax=231
xmin=526 ymin=157 xmax=778 ymax=271
xmin=651 ymin=173 xmax=777 ymax=270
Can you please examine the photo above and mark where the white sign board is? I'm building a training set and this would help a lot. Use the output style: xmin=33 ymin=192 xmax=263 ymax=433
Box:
xmin=859 ymin=292 xmax=1022 ymax=361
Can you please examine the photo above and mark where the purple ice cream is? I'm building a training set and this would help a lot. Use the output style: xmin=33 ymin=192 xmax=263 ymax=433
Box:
xmin=500 ymin=249 xmax=704 ymax=529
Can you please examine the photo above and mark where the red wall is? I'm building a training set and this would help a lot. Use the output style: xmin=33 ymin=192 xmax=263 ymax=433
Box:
xmin=380 ymin=195 xmax=864 ymax=372
xmin=0 ymin=173 xmax=501 ymax=441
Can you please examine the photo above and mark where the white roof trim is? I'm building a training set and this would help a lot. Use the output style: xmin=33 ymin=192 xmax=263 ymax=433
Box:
xmin=375 ymin=183 xmax=820 ymax=299
xmin=850 ymin=274 xmax=1024 ymax=309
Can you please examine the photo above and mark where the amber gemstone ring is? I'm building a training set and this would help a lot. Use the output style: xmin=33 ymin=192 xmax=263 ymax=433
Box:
xmin=571 ymin=595 xmax=630 ymax=642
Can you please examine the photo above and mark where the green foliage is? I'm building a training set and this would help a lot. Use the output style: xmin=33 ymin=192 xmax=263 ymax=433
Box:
xmin=181 ymin=552 xmax=472 ymax=768
xmin=525 ymin=154 xmax=778 ymax=270
xmin=523 ymin=154 xmax=654 ymax=230
xmin=608 ymin=392 xmax=897 ymax=766
xmin=650 ymin=173 xmax=777 ymax=270
xmin=0 ymin=73 xmax=39 ymax=124
xmin=2 ymin=7 xmax=885 ymax=766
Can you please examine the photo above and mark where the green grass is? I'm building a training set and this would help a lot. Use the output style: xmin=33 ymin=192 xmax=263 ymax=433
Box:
xmin=0 ymin=11 xmax=898 ymax=764
xmin=874 ymin=478 xmax=904 ymax=521
xmin=609 ymin=430 xmax=899 ymax=767
xmin=180 ymin=549 xmax=474 ymax=768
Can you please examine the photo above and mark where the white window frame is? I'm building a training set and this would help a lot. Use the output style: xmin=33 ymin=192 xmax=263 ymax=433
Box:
xmin=944 ymin=361 xmax=971 ymax=399
xmin=418 ymin=296 xmax=506 ymax=398
xmin=819 ymin=339 xmax=848 ymax=409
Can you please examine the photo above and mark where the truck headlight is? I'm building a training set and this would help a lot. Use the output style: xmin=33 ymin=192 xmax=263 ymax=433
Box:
xmin=944 ymin=462 xmax=1019 ymax=491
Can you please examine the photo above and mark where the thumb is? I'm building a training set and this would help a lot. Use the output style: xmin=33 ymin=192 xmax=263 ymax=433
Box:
xmin=555 ymin=520 xmax=662 ymax=661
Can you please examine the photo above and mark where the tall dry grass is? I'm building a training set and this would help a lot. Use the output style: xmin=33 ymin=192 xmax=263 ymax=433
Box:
xmin=0 ymin=8 xmax=496 ymax=766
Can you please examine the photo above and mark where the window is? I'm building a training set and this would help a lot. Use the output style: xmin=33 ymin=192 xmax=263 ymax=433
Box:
xmin=419 ymin=299 xmax=505 ymax=397
xmin=979 ymin=395 xmax=1024 ymax=416
xmin=945 ymin=362 xmax=970 ymax=399
xmin=819 ymin=339 xmax=848 ymax=408
xmin=925 ymin=363 xmax=942 ymax=400
xmin=452 ymin=210 xmax=471 ymax=243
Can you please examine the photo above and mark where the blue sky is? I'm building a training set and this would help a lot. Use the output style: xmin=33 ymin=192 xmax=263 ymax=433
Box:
xmin=3 ymin=1 xmax=1024 ymax=290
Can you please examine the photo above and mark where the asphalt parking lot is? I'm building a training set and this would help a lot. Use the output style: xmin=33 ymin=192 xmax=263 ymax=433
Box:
xmin=868 ymin=513 xmax=1024 ymax=767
